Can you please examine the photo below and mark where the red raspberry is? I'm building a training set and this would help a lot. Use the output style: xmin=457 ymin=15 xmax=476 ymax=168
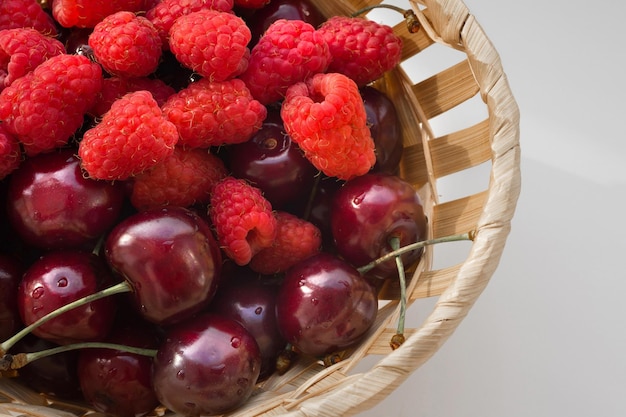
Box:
xmin=168 ymin=9 xmax=250 ymax=81
xmin=209 ymin=177 xmax=277 ymax=266
xmin=280 ymin=72 xmax=376 ymax=181
xmin=90 ymin=76 xmax=176 ymax=117
xmin=317 ymin=16 xmax=403 ymax=86
xmin=162 ymin=78 xmax=266 ymax=148
xmin=88 ymin=11 xmax=162 ymax=78
xmin=0 ymin=0 xmax=58 ymax=36
xmin=0 ymin=28 xmax=66 ymax=92
xmin=0 ymin=124 xmax=21 ymax=180
xmin=249 ymin=211 xmax=322 ymax=275
xmin=78 ymin=90 xmax=178 ymax=180
xmin=238 ymin=19 xmax=330 ymax=105
xmin=0 ymin=53 xmax=102 ymax=156
xmin=51 ymin=0 xmax=147 ymax=28
xmin=130 ymin=146 xmax=228 ymax=211
xmin=145 ymin=0 xmax=234 ymax=49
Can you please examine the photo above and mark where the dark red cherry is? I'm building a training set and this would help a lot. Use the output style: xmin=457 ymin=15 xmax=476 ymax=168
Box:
xmin=17 ymin=250 xmax=118 ymax=345
xmin=228 ymin=110 xmax=317 ymax=210
xmin=330 ymin=173 xmax=427 ymax=280
xmin=77 ymin=316 xmax=161 ymax=417
xmin=104 ymin=206 xmax=222 ymax=326
xmin=12 ymin=334 xmax=83 ymax=400
xmin=152 ymin=313 xmax=261 ymax=416
xmin=5 ymin=149 xmax=125 ymax=250
xmin=360 ymin=85 xmax=403 ymax=174
xmin=275 ymin=252 xmax=378 ymax=357
xmin=209 ymin=271 xmax=285 ymax=379
xmin=0 ymin=254 xmax=23 ymax=341
xmin=247 ymin=0 xmax=325 ymax=46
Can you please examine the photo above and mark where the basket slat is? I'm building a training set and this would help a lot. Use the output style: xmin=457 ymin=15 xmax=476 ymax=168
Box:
xmin=432 ymin=190 xmax=489 ymax=238
xmin=412 ymin=60 xmax=480 ymax=119
xmin=430 ymin=118 xmax=491 ymax=177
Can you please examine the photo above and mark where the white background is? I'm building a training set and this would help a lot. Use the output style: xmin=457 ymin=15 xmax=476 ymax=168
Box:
xmin=358 ymin=0 xmax=626 ymax=416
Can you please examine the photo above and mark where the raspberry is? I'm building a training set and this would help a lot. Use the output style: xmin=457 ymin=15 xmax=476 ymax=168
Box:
xmin=0 ymin=53 xmax=102 ymax=156
xmin=130 ymin=146 xmax=228 ymax=211
xmin=238 ymin=19 xmax=330 ymax=105
xmin=0 ymin=124 xmax=21 ymax=180
xmin=0 ymin=28 xmax=66 ymax=92
xmin=249 ymin=211 xmax=322 ymax=275
xmin=90 ymin=76 xmax=176 ymax=117
xmin=78 ymin=90 xmax=178 ymax=181
xmin=168 ymin=9 xmax=250 ymax=81
xmin=209 ymin=177 xmax=277 ymax=266
xmin=0 ymin=0 xmax=58 ymax=36
xmin=51 ymin=0 xmax=147 ymax=29
xmin=280 ymin=72 xmax=376 ymax=180
xmin=145 ymin=0 xmax=234 ymax=49
xmin=88 ymin=11 xmax=162 ymax=78
xmin=162 ymin=78 xmax=266 ymax=148
xmin=317 ymin=16 xmax=403 ymax=86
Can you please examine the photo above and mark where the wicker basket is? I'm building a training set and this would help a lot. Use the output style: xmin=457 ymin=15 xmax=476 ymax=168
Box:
xmin=0 ymin=0 xmax=521 ymax=415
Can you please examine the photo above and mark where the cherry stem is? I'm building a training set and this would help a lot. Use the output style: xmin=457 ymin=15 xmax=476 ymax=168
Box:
xmin=0 ymin=342 xmax=157 ymax=371
xmin=302 ymin=173 xmax=322 ymax=222
xmin=356 ymin=231 xmax=475 ymax=275
xmin=0 ymin=281 xmax=132 ymax=356
xmin=389 ymin=236 xmax=407 ymax=349
xmin=351 ymin=4 xmax=421 ymax=33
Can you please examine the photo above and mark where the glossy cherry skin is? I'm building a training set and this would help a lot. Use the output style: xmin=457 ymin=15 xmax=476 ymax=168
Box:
xmin=5 ymin=148 xmax=125 ymax=250
xmin=0 ymin=254 xmax=24 ymax=341
xmin=152 ymin=313 xmax=261 ymax=416
xmin=12 ymin=334 xmax=83 ymax=400
xmin=228 ymin=109 xmax=317 ymax=210
xmin=104 ymin=206 xmax=222 ymax=326
xmin=361 ymin=86 xmax=404 ymax=174
xmin=17 ymin=250 xmax=118 ymax=345
xmin=209 ymin=270 xmax=285 ymax=379
xmin=77 ymin=316 xmax=161 ymax=417
xmin=330 ymin=173 xmax=428 ymax=280
xmin=247 ymin=0 xmax=325 ymax=46
xmin=275 ymin=252 xmax=378 ymax=357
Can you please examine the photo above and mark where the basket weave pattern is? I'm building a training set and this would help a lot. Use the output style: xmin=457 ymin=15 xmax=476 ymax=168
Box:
xmin=0 ymin=0 xmax=521 ymax=416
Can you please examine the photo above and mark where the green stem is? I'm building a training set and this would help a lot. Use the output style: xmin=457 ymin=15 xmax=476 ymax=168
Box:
xmin=2 ymin=342 xmax=157 ymax=371
xmin=357 ymin=231 xmax=474 ymax=275
xmin=0 ymin=281 xmax=132 ymax=356
xmin=390 ymin=237 xmax=407 ymax=339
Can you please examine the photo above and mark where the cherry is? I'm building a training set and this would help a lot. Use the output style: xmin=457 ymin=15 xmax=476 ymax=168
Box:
xmin=228 ymin=109 xmax=318 ymax=210
xmin=208 ymin=269 xmax=285 ymax=379
xmin=12 ymin=334 xmax=83 ymax=400
xmin=104 ymin=206 xmax=222 ymax=326
xmin=246 ymin=0 xmax=325 ymax=46
xmin=275 ymin=252 xmax=378 ymax=357
xmin=16 ymin=250 xmax=118 ymax=345
xmin=5 ymin=148 xmax=126 ymax=250
xmin=330 ymin=173 xmax=427 ymax=280
xmin=360 ymin=85 xmax=404 ymax=174
xmin=77 ymin=316 xmax=161 ymax=417
xmin=152 ymin=313 xmax=261 ymax=416
xmin=0 ymin=254 xmax=24 ymax=341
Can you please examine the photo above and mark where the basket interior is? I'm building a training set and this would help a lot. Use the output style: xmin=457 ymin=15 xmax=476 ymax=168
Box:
xmin=0 ymin=1 xmax=521 ymax=416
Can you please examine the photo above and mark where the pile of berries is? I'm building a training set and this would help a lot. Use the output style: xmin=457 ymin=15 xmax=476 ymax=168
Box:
xmin=0 ymin=0 xmax=431 ymax=416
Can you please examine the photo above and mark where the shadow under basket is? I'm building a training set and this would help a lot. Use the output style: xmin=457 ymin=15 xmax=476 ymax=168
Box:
xmin=0 ymin=0 xmax=521 ymax=416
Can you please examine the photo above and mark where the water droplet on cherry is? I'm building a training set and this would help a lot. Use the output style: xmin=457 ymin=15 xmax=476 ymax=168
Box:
xmin=231 ymin=337 xmax=241 ymax=348
xmin=56 ymin=277 xmax=68 ymax=287
xmin=254 ymin=307 xmax=263 ymax=315
xmin=31 ymin=287 xmax=44 ymax=299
